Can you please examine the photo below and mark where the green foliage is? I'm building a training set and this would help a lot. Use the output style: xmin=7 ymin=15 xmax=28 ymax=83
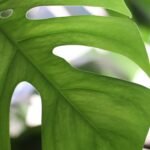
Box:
xmin=0 ymin=0 xmax=150 ymax=150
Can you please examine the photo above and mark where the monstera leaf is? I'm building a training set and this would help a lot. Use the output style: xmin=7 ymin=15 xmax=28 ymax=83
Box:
xmin=0 ymin=0 xmax=150 ymax=150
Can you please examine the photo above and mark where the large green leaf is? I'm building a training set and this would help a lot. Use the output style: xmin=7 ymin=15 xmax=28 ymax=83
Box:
xmin=0 ymin=0 xmax=150 ymax=150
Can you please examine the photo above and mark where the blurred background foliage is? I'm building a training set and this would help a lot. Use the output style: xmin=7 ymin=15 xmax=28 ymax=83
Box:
xmin=10 ymin=1 xmax=150 ymax=149
xmin=125 ymin=0 xmax=150 ymax=43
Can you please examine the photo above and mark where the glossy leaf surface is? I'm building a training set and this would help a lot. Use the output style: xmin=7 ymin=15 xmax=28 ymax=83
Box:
xmin=0 ymin=0 xmax=150 ymax=150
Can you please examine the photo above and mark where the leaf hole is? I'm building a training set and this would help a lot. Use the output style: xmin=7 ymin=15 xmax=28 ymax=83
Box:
xmin=26 ymin=6 xmax=108 ymax=20
xmin=144 ymin=129 xmax=150 ymax=150
xmin=10 ymin=81 xmax=42 ymax=150
xmin=53 ymin=45 xmax=140 ymax=82
xmin=0 ymin=9 xmax=13 ymax=19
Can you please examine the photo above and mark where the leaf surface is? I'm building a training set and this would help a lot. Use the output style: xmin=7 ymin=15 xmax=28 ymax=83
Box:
xmin=0 ymin=1 xmax=150 ymax=150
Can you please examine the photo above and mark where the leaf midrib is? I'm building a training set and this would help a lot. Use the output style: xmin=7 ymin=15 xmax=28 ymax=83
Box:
xmin=0 ymin=34 xmax=17 ymax=106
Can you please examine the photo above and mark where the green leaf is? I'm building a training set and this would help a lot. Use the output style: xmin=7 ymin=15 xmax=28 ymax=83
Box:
xmin=0 ymin=1 xmax=150 ymax=150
